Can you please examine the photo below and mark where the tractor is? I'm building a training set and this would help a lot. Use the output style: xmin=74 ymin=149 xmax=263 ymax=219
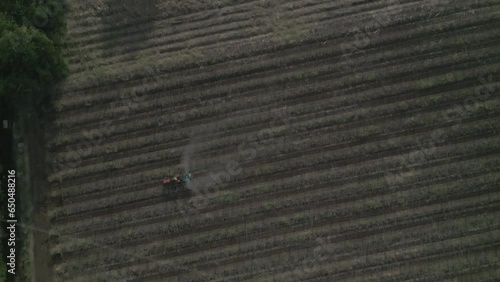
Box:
xmin=162 ymin=171 xmax=193 ymax=198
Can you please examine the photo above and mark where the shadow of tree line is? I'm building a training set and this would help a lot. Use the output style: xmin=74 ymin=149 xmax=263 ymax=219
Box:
xmin=97 ymin=0 xmax=160 ymax=61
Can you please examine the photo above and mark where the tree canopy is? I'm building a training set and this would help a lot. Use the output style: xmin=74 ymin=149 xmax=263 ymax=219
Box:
xmin=0 ymin=0 xmax=67 ymax=111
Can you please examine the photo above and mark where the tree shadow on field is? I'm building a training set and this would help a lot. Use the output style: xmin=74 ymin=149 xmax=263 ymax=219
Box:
xmin=98 ymin=0 xmax=159 ymax=62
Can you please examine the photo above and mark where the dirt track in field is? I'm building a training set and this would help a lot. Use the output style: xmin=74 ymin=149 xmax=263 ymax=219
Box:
xmin=28 ymin=0 xmax=500 ymax=281
xmin=22 ymin=111 xmax=53 ymax=282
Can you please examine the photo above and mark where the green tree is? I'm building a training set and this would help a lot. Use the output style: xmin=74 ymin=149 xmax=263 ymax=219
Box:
xmin=0 ymin=11 xmax=67 ymax=109
xmin=1 ymin=0 xmax=67 ymax=43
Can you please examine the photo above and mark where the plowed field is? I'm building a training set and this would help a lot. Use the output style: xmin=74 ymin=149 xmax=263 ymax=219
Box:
xmin=32 ymin=0 xmax=500 ymax=281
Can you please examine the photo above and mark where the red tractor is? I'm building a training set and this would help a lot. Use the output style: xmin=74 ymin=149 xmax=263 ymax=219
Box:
xmin=162 ymin=172 xmax=193 ymax=197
